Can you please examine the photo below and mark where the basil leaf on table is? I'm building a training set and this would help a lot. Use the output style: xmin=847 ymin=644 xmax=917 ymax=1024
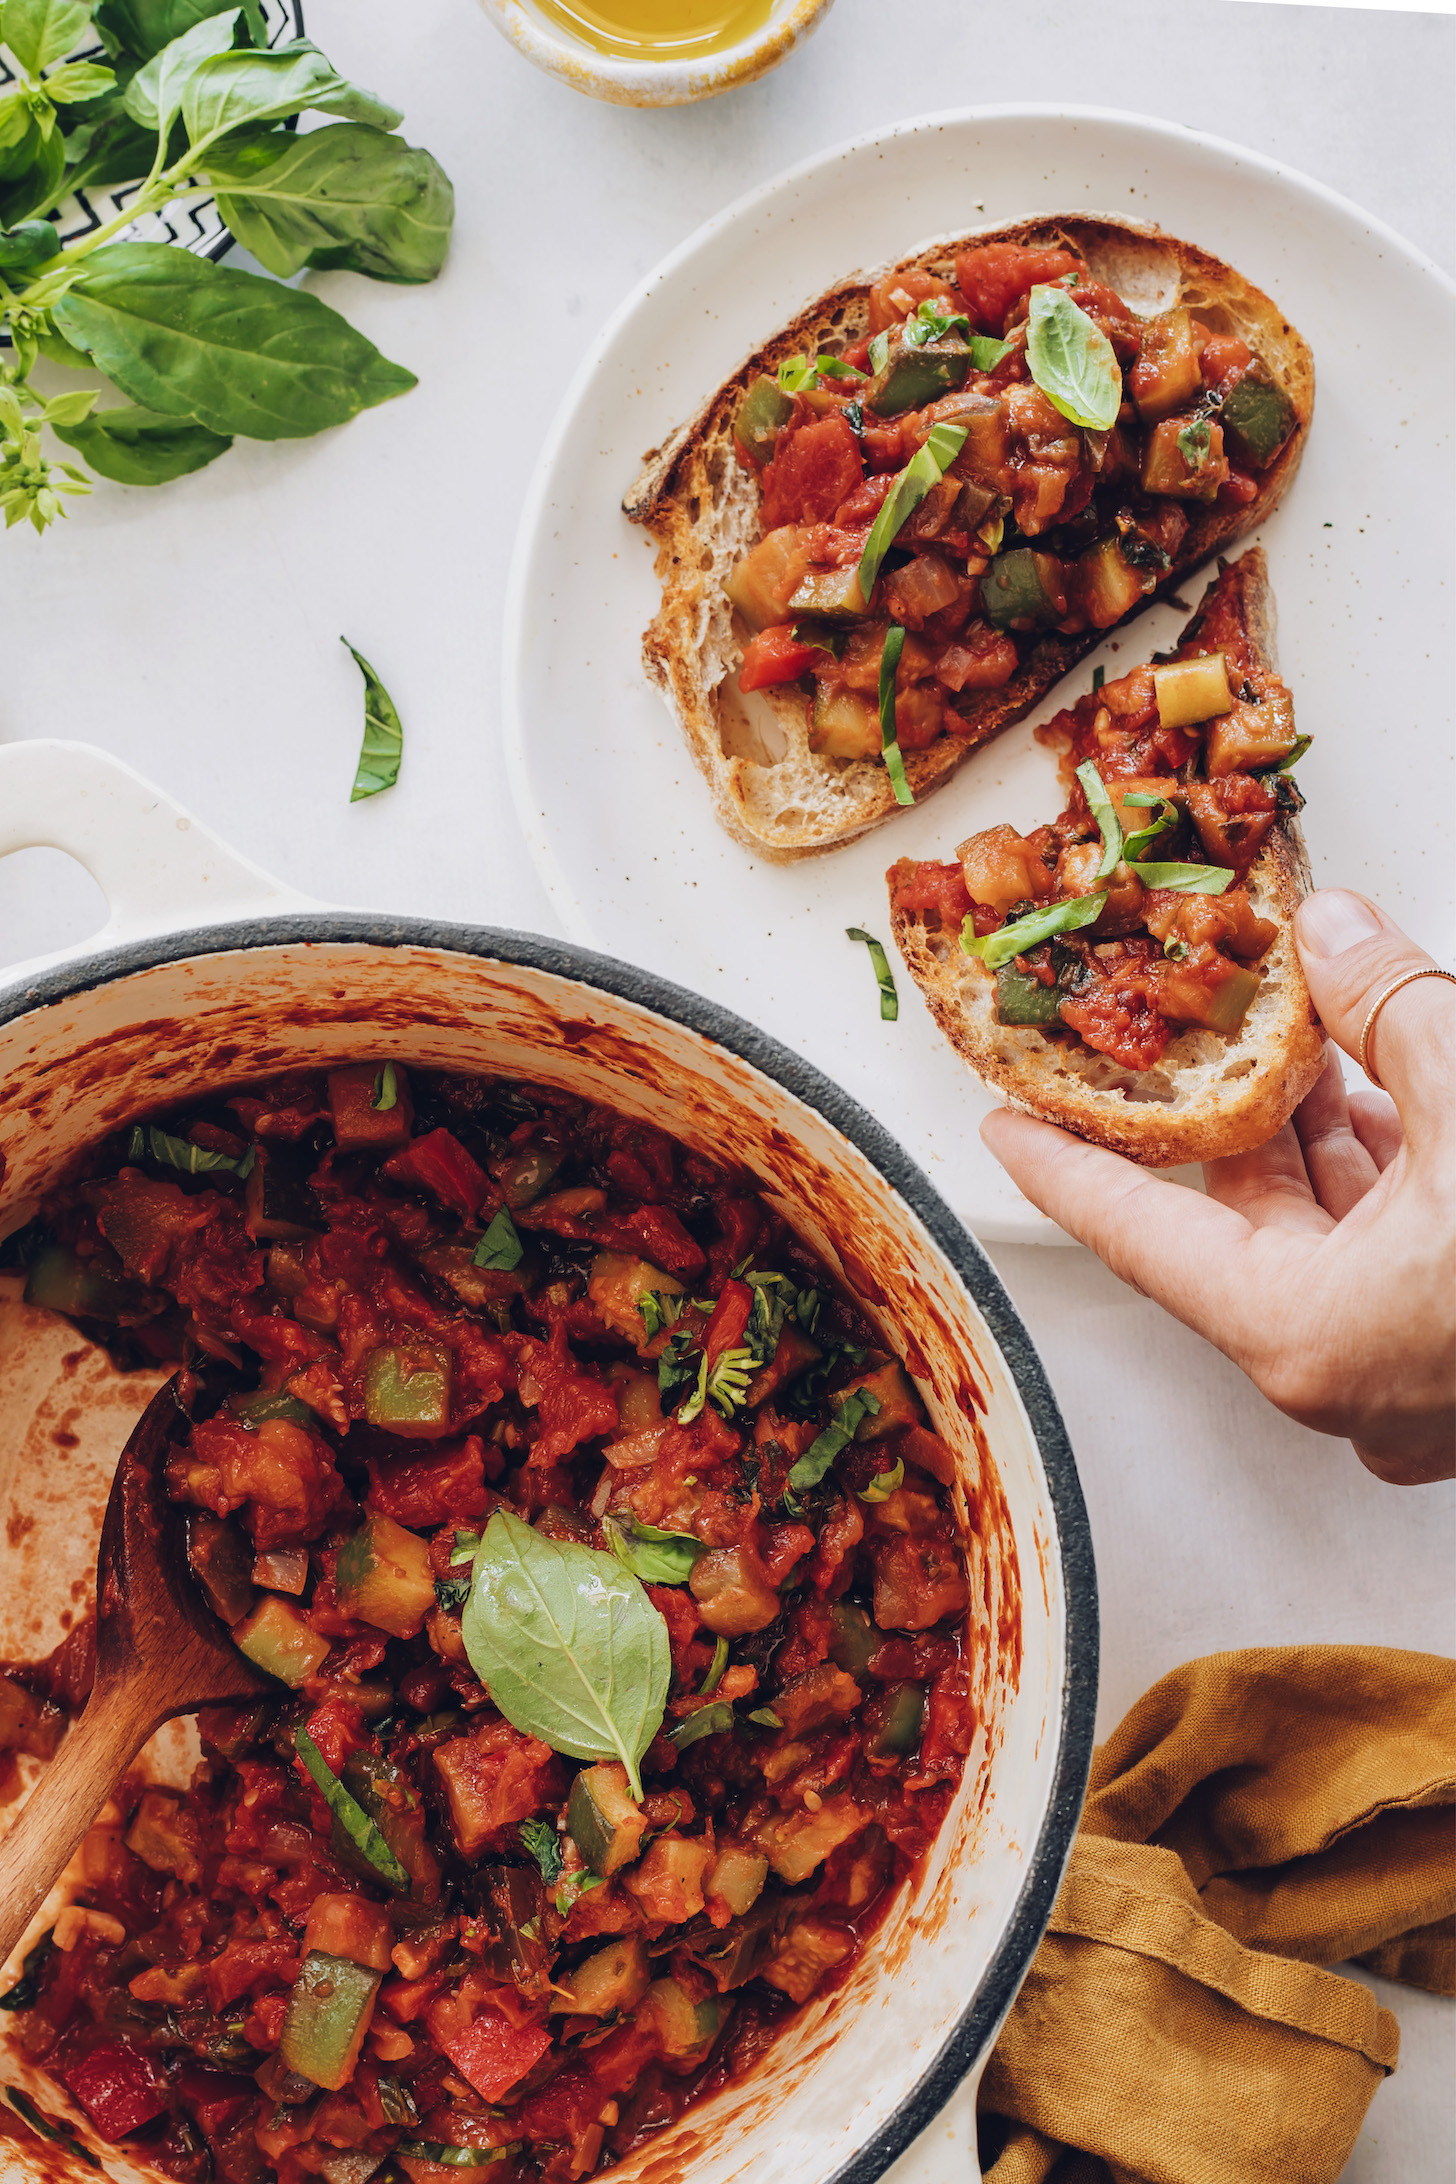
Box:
xmin=1130 ymin=863 xmax=1235 ymax=894
xmin=461 ymin=1508 xmax=670 ymax=1800
xmin=877 ymin=622 xmax=914 ymax=807
xmin=50 ymin=399 xmax=232 ymax=483
xmin=787 ymin=1387 xmax=882 ymax=1493
xmin=342 ymin=637 xmax=404 ymax=802
xmin=604 ymin=1515 xmax=706 ymax=1587
xmin=207 ymin=123 xmax=454 ymax=284
xmin=294 ymin=1727 xmax=410 ymax=1894
xmin=182 ymin=39 xmax=402 ymax=151
xmin=124 ymin=5 xmax=240 ymax=136
xmin=53 ymin=243 xmax=417 ymax=438
xmin=858 ymin=422 xmax=968 ymax=599
xmin=1025 ymin=284 xmax=1122 ymax=432
xmin=846 ymin=926 xmax=898 ymax=1021
xmin=961 ymin=892 xmax=1108 ymax=972
xmin=2 ymin=0 xmax=95 ymax=74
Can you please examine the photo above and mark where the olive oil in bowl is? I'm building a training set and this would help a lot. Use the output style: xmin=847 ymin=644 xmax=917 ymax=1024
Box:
xmin=530 ymin=0 xmax=774 ymax=62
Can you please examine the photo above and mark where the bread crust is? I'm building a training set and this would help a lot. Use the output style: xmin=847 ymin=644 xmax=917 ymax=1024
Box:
xmin=887 ymin=550 xmax=1325 ymax=1166
xmin=625 ymin=214 xmax=1314 ymax=863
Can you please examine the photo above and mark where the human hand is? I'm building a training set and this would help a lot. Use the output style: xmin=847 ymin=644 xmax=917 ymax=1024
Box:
xmin=981 ymin=891 xmax=1455 ymax=1485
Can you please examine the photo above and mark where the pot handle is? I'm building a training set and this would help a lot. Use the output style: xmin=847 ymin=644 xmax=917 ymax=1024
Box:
xmin=0 ymin=739 xmax=316 ymax=983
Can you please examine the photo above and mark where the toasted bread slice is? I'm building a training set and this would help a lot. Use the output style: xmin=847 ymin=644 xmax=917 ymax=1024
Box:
xmin=625 ymin=214 xmax=1313 ymax=863
xmin=888 ymin=551 xmax=1324 ymax=1166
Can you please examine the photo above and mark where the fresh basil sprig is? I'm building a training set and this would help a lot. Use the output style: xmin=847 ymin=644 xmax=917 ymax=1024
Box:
xmin=343 ymin=638 xmax=404 ymax=803
xmin=0 ymin=0 xmax=452 ymax=534
xmin=847 ymin=926 xmax=899 ymax=1020
xmin=857 ymin=422 xmax=968 ymax=598
xmin=461 ymin=1509 xmax=669 ymax=1800
xmin=904 ymin=299 xmax=969 ymax=348
xmin=604 ymin=1514 xmax=706 ymax=1586
xmin=1132 ymin=863 xmax=1235 ymax=894
xmin=787 ymin=1387 xmax=881 ymax=1493
xmin=1025 ymin=285 xmax=1121 ymax=432
xmin=473 ymin=1207 xmax=523 ymax=1272
xmin=295 ymin=1727 xmax=410 ymax=1894
xmin=877 ymin=623 xmax=914 ymax=807
xmin=777 ymin=352 xmax=864 ymax=392
xmin=961 ymin=892 xmax=1107 ymax=972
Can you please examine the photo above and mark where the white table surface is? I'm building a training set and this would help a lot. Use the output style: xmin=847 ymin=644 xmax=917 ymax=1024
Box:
xmin=1 ymin=1 xmax=1452 ymax=2175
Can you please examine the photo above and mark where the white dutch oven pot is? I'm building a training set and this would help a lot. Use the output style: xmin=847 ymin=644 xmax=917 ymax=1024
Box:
xmin=0 ymin=743 xmax=1097 ymax=2184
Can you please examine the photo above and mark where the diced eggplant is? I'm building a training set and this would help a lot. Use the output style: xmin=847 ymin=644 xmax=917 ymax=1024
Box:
xmin=865 ymin=336 xmax=971 ymax=418
xmin=1156 ymin=958 xmax=1262 ymax=1036
xmin=981 ymin=548 xmax=1066 ymax=628
xmin=644 ymin=1977 xmax=722 ymax=2061
xmin=279 ymin=1950 xmax=381 ymax=2092
xmin=995 ymin=966 xmax=1064 ymax=1027
xmin=326 ymin=1064 xmax=412 ymax=1154
xmin=1128 ymin=308 xmax=1203 ymax=423
xmin=837 ymin=1360 xmax=922 ymax=1442
xmin=341 ymin=1751 xmax=444 ymax=1903
xmin=335 ymin=1514 xmax=437 ymax=1639
xmin=567 ymin=1762 xmax=649 ymax=1878
xmin=676 ymin=1898 xmax=778 ymax=1993
xmin=1218 ymin=362 xmax=1297 ymax=469
xmin=494 ymin=1143 xmax=563 ymax=1208
xmin=244 ymin=1144 xmax=322 ymax=1243
xmin=1153 ymin=653 xmax=1233 ymax=729
xmin=466 ymin=1864 xmax=552 ymax=2006
xmin=1140 ymin=417 xmax=1228 ymax=500
xmin=550 ymin=1935 xmax=650 ymax=2017
xmin=1074 ymin=534 xmax=1151 ymax=630
xmin=187 ymin=1511 xmax=256 ymax=1625
xmin=233 ymin=1595 xmax=331 ymax=1686
xmin=362 ymin=1344 xmax=452 ymax=1437
xmin=588 ymin=1251 xmax=684 ymax=1348
xmin=1203 ymin=690 xmax=1298 ymax=774
xmin=734 ymin=374 xmax=795 ymax=463
xmin=0 ymin=1674 xmax=64 ymax=1761
xmin=826 ymin=1601 xmax=881 ymax=1677
xmin=789 ymin=566 xmax=870 ymax=625
xmin=809 ymin=683 xmax=880 ymax=761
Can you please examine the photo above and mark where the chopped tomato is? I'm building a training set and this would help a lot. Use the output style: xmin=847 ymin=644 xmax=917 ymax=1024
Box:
xmin=738 ymin=625 xmax=825 ymax=692
xmin=761 ymin=413 xmax=864 ymax=528
xmin=381 ymin=1128 xmax=488 ymax=1218
xmin=890 ymin=859 xmax=973 ymax=924
xmin=54 ymin=2040 xmax=168 ymax=2140
xmin=955 ymin=243 xmax=1082 ymax=334
xmin=427 ymin=1993 xmax=552 ymax=2103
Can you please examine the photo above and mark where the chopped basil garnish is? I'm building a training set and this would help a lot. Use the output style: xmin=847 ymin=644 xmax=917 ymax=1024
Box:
xmin=700 ymin=1635 xmax=729 ymax=1695
xmin=1025 ymin=285 xmax=1121 ymax=432
xmin=604 ymin=1515 xmax=707 ymax=1586
xmin=970 ymin=333 xmax=1011 ymax=371
xmin=434 ymin=1573 xmax=471 ymax=1612
xmin=905 ymin=300 xmax=970 ymax=348
xmin=1091 ymin=664 xmax=1106 ymax=692
xmin=519 ymin=1817 xmax=563 ymax=1885
xmin=472 ymin=1207 xmax=523 ymax=1271
xmin=295 ymin=1728 xmax=411 ymax=1894
xmin=867 ymin=329 xmax=891 ymax=376
xmin=878 ymin=624 xmax=914 ymax=807
xmin=1075 ymin=759 xmax=1123 ymax=881
xmin=667 ymin=1700 xmax=735 ymax=1750
xmin=961 ymin=892 xmax=1108 ymax=972
xmin=858 ymin=423 xmax=968 ymax=599
xmin=370 ymin=1061 xmax=398 ymax=1112
xmin=1177 ymin=418 xmax=1213 ymax=471
xmin=777 ymin=352 xmax=865 ymax=392
xmin=857 ymin=1456 xmax=904 ymax=1504
xmin=1132 ymin=863 xmax=1235 ymax=894
xmin=640 ymin=1288 xmax=685 ymax=1341
xmin=450 ymin=1530 xmax=482 ymax=1567
xmin=343 ymin=637 xmax=404 ymax=803
xmin=1121 ymin=791 xmax=1180 ymax=862
xmin=395 ymin=2143 xmax=519 ymax=2168
xmin=677 ymin=1344 xmax=757 ymax=1425
xmin=554 ymin=1871 xmax=606 ymax=1917
xmin=844 ymin=400 xmax=865 ymax=436
xmin=846 ymin=927 xmax=899 ymax=1020
xmin=787 ymin=1387 xmax=882 ymax=1493
xmin=747 ymin=1706 xmax=783 ymax=1729
xmin=128 ymin=1123 xmax=255 ymax=1179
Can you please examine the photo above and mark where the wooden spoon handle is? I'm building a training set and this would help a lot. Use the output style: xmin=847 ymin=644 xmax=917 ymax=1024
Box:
xmin=0 ymin=1685 xmax=153 ymax=1970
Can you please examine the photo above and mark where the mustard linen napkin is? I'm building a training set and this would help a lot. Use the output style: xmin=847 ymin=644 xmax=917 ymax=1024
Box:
xmin=980 ymin=1647 xmax=1455 ymax=2184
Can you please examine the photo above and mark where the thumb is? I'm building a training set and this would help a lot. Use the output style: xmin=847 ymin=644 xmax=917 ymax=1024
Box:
xmin=1295 ymin=890 xmax=1453 ymax=1140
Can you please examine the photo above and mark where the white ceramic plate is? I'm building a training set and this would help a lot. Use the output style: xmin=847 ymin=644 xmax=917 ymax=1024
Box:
xmin=503 ymin=105 xmax=1455 ymax=1244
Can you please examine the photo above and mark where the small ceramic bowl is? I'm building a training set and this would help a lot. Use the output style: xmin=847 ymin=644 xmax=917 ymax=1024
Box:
xmin=478 ymin=0 xmax=836 ymax=107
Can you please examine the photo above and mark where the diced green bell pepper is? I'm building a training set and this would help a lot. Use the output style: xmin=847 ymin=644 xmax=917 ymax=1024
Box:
xmin=24 ymin=1242 xmax=143 ymax=1320
xmin=186 ymin=1511 xmax=256 ymax=1625
xmin=734 ymin=374 xmax=795 ymax=463
xmin=279 ymin=1949 xmax=381 ymax=2091
xmin=827 ymin=1601 xmax=882 ymax=1676
xmin=233 ymin=1595 xmax=331 ymax=1686
xmin=995 ymin=965 xmax=1064 ymax=1026
xmin=363 ymin=1344 xmax=452 ymax=1436
xmin=1218 ymin=362 xmax=1296 ymax=469
xmin=869 ymin=1681 xmax=927 ymax=1759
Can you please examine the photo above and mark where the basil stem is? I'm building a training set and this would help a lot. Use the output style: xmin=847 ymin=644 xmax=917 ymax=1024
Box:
xmin=846 ymin=926 xmax=899 ymax=1021
xmin=1025 ymin=285 xmax=1121 ymax=432
xmin=699 ymin=1635 xmax=729 ymax=1695
xmin=878 ymin=623 xmax=914 ymax=807
xmin=295 ymin=1728 xmax=410 ymax=1894
xmin=1132 ymin=863 xmax=1235 ymax=894
xmin=961 ymin=892 xmax=1108 ymax=972
xmin=1075 ymin=759 xmax=1123 ymax=880
xmin=858 ymin=422 xmax=968 ymax=599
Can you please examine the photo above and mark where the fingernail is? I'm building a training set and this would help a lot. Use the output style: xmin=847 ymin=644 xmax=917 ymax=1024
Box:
xmin=1297 ymin=890 xmax=1380 ymax=960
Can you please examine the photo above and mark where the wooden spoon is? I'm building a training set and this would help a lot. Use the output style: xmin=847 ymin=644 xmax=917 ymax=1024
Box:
xmin=0 ymin=1374 xmax=266 ymax=1969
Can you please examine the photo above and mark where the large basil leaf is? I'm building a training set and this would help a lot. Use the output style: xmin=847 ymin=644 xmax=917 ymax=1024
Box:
xmin=98 ymin=0 xmax=258 ymax=60
xmin=51 ymin=399 xmax=232 ymax=482
xmin=183 ymin=41 xmax=401 ymax=151
xmin=3 ymin=0 xmax=95 ymax=75
xmin=1025 ymin=284 xmax=1122 ymax=432
xmin=53 ymin=242 xmax=417 ymax=439
xmin=208 ymin=123 xmax=452 ymax=283
xmin=62 ymin=87 xmax=160 ymax=193
xmin=0 ymin=216 xmax=57 ymax=269
xmin=461 ymin=1508 xmax=670 ymax=1800
xmin=0 ymin=118 xmax=64 ymax=224
xmin=124 ymin=5 xmax=237 ymax=137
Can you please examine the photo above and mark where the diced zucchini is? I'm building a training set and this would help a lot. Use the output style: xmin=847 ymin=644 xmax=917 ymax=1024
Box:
xmin=762 ymin=1916 xmax=854 ymax=2005
xmin=1074 ymin=535 xmax=1151 ymax=630
xmin=941 ymin=393 xmax=1008 ymax=480
xmin=1129 ymin=308 xmax=1203 ymax=423
xmin=304 ymin=1894 xmax=394 ymax=1971
xmin=186 ymin=1511 xmax=256 ymax=1625
xmin=725 ymin=527 xmax=808 ymax=632
xmin=588 ymin=1252 xmax=684 ymax=1348
xmin=566 ymin=1762 xmax=648 ymax=1878
xmin=1156 ymin=958 xmax=1262 ymax=1036
xmin=279 ymin=1949 xmax=381 ymax=2091
xmin=1203 ymin=690 xmax=1298 ymax=774
xmin=810 ymin=684 xmax=880 ymax=761
xmin=734 ymin=374 xmax=795 ymax=463
xmin=336 ymin=1514 xmax=436 ymax=1639
xmin=622 ymin=1834 xmax=715 ymax=1923
xmin=827 ymin=1602 xmax=881 ymax=1677
xmin=244 ymin=1145 xmax=321 ymax=1242
xmin=788 ymin=566 xmax=869 ymax=625
xmin=644 ymin=1978 xmax=722 ymax=2061
xmin=230 ymin=1390 xmax=316 ymax=1429
xmin=1153 ymin=653 xmax=1233 ymax=729
xmin=495 ymin=1144 xmax=563 ymax=1208
xmin=363 ymin=1344 xmax=452 ymax=1437
xmin=703 ymin=1842 xmax=769 ymax=1921
xmin=995 ymin=966 xmax=1064 ymax=1027
xmin=125 ymin=1788 xmax=203 ymax=1882
xmin=981 ymin=548 xmax=1066 ymax=628
xmin=416 ymin=1237 xmax=532 ymax=1315
xmin=233 ymin=1595 xmax=331 ymax=1686
xmin=838 ymin=1360 xmax=923 ymax=1442
xmin=23 ymin=1242 xmax=142 ymax=1320
xmin=868 ymin=1681 xmax=928 ymax=1760
xmin=1218 ymin=362 xmax=1296 ymax=469
xmin=1140 ymin=417 xmax=1228 ymax=499
xmin=341 ymin=1751 xmax=443 ymax=1903
xmin=550 ymin=1935 xmax=650 ymax=2018
xmin=326 ymin=1064 xmax=413 ymax=1154
xmin=865 ymin=337 xmax=971 ymax=418
xmin=754 ymin=1798 xmax=868 ymax=1884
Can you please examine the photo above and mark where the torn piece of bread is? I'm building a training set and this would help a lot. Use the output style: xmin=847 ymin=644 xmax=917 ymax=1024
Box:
xmin=625 ymin=215 xmax=1313 ymax=863
xmin=888 ymin=550 xmax=1325 ymax=1166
